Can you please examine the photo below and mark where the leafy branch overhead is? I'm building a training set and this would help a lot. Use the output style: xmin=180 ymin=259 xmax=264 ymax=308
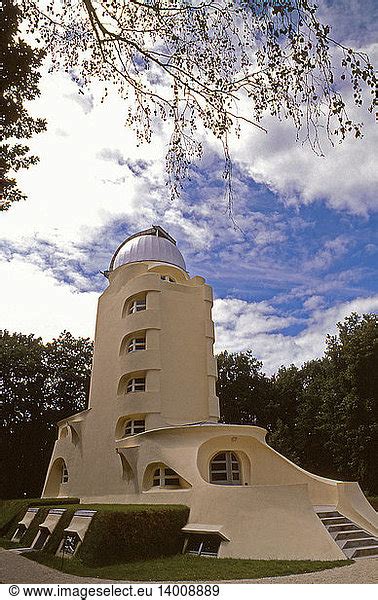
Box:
xmin=0 ymin=0 xmax=47 ymax=211
xmin=24 ymin=0 xmax=376 ymax=202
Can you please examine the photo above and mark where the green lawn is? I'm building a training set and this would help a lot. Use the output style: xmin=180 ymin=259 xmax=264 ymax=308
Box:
xmin=25 ymin=552 xmax=351 ymax=581
xmin=0 ymin=537 xmax=23 ymax=550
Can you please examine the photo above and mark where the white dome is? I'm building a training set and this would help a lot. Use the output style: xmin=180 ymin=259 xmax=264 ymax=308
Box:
xmin=110 ymin=227 xmax=186 ymax=271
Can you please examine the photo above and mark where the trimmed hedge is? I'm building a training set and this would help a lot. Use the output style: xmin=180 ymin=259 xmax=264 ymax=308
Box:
xmin=77 ymin=505 xmax=190 ymax=566
xmin=1 ymin=501 xmax=190 ymax=565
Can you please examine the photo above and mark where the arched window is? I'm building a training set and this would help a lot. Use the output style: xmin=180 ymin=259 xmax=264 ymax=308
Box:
xmin=209 ymin=452 xmax=241 ymax=485
xmin=128 ymin=297 xmax=146 ymax=314
xmin=126 ymin=377 xmax=146 ymax=393
xmin=152 ymin=467 xmax=180 ymax=488
xmin=127 ymin=337 xmax=146 ymax=352
xmin=124 ymin=419 xmax=145 ymax=436
xmin=160 ymin=275 xmax=175 ymax=283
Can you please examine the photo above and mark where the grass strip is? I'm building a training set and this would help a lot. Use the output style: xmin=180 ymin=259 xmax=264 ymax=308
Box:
xmin=25 ymin=553 xmax=352 ymax=581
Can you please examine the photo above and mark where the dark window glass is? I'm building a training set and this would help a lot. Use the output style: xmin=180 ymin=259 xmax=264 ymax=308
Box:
xmin=62 ymin=533 xmax=80 ymax=555
xmin=201 ymin=535 xmax=221 ymax=556
xmin=210 ymin=451 xmax=242 ymax=485
xmin=185 ymin=534 xmax=221 ymax=557
xmin=186 ymin=535 xmax=202 ymax=554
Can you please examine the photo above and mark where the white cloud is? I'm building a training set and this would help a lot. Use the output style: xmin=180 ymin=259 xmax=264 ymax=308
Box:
xmin=1 ymin=70 xmax=169 ymax=246
xmin=0 ymin=259 xmax=98 ymax=340
xmin=213 ymin=295 xmax=378 ymax=374
xmin=303 ymin=236 xmax=351 ymax=271
xmin=231 ymin=95 xmax=378 ymax=216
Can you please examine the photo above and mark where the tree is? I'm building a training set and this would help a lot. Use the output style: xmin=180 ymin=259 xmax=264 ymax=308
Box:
xmin=0 ymin=330 xmax=93 ymax=499
xmin=320 ymin=313 xmax=378 ymax=493
xmin=0 ymin=0 xmax=46 ymax=211
xmin=217 ymin=350 xmax=272 ymax=425
xmin=24 ymin=0 xmax=376 ymax=206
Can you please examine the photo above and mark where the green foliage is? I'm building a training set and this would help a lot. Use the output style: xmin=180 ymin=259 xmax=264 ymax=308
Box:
xmin=0 ymin=502 xmax=188 ymax=564
xmin=26 ymin=552 xmax=351 ymax=581
xmin=217 ymin=350 xmax=272 ymax=426
xmin=0 ymin=537 xmax=23 ymax=549
xmin=0 ymin=0 xmax=46 ymax=210
xmin=77 ymin=505 xmax=190 ymax=566
xmin=0 ymin=330 xmax=93 ymax=499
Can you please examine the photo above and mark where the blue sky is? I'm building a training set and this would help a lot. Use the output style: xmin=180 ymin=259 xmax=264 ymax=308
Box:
xmin=0 ymin=0 xmax=377 ymax=374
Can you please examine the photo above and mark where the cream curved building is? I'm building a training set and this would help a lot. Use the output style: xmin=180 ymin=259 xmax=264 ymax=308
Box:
xmin=43 ymin=226 xmax=378 ymax=560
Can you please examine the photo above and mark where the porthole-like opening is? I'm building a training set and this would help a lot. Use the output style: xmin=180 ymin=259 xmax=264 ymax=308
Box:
xmin=209 ymin=451 xmax=241 ymax=485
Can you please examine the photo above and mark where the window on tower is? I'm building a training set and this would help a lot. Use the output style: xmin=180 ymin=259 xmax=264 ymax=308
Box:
xmin=127 ymin=337 xmax=146 ymax=352
xmin=128 ymin=297 xmax=146 ymax=314
xmin=160 ymin=275 xmax=175 ymax=283
xmin=124 ymin=419 xmax=145 ymax=436
xmin=126 ymin=377 xmax=146 ymax=393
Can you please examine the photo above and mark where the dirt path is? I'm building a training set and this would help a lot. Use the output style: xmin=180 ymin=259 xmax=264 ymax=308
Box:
xmin=1 ymin=549 xmax=377 ymax=584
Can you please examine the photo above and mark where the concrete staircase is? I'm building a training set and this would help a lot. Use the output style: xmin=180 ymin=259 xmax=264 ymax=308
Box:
xmin=316 ymin=509 xmax=378 ymax=559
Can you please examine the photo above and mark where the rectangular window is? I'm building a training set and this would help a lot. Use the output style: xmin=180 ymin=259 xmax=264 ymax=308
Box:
xmin=128 ymin=298 xmax=146 ymax=314
xmin=61 ymin=532 xmax=80 ymax=555
xmin=152 ymin=467 xmax=180 ymax=488
xmin=185 ymin=534 xmax=221 ymax=557
xmin=125 ymin=419 xmax=145 ymax=436
xmin=127 ymin=337 xmax=146 ymax=352
xmin=126 ymin=378 xmax=146 ymax=393
xmin=61 ymin=465 xmax=69 ymax=484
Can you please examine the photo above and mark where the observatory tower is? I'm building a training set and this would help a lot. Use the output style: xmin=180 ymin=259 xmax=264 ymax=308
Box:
xmin=43 ymin=225 xmax=378 ymax=560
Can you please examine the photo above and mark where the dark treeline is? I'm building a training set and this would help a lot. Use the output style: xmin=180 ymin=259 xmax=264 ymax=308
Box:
xmin=217 ymin=313 xmax=378 ymax=494
xmin=1 ymin=312 xmax=377 ymax=499
xmin=0 ymin=331 xmax=93 ymax=499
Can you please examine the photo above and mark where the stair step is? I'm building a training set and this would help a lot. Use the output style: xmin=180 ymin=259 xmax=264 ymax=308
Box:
xmin=321 ymin=516 xmax=350 ymax=526
xmin=335 ymin=530 xmax=372 ymax=541
xmin=327 ymin=523 xmax=359 ymax=533
xmin=317 ymin=511 xmax=341 ymax=519
xmin=351 ymin=545 xmax=378 ymax=559
xmin=343 ymin=537 xmax=378 ymax=549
